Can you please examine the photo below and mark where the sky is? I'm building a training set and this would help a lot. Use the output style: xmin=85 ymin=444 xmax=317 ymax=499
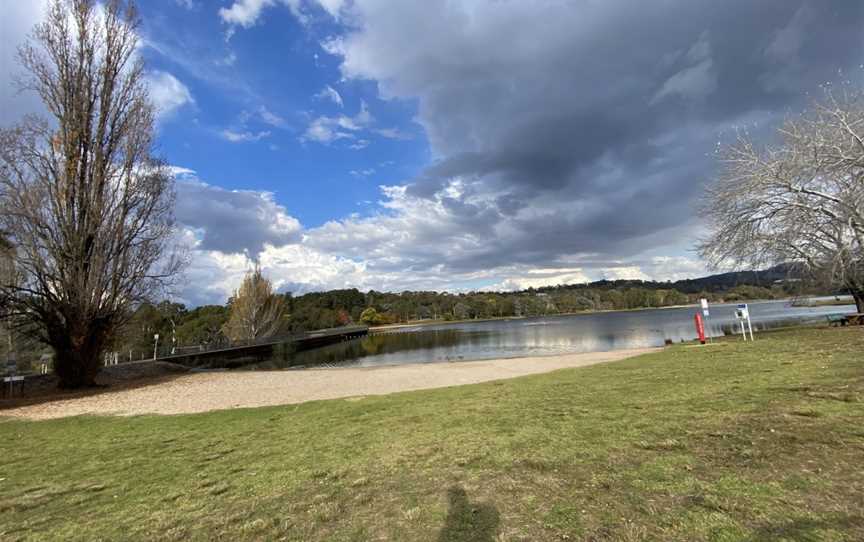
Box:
xmin=2 ymin=0 xmax=864 ymax=306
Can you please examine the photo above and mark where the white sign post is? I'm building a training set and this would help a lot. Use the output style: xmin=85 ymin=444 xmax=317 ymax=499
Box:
xmin=735 ymin=304 xmax=754 ymax=341
xmin=700 ymin=298 xmax=712 ymax=342
xmin=153 ymin=333 xmax=160 ymax=360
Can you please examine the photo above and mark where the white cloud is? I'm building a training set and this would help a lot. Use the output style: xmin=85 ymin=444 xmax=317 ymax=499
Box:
xmin=171 ymin=170 xmax=714 ymax=305
xmin=218 ymin=0 xmax=276 ymax=28
xmin=167 ymin=166 xmax=197 ymax=179
xmin=219 ymin=0 xmax=344 ymax=32
xmin=220 ymin=129 xmax=271 ymax=142
xmin=217 ymin=51 xmax=238 ymax=66
xmin=315 ymin=85 xmax=344 ymax=107
xmin=145 ymin=71 xmax=194 ymax=120
xmin=349 ymin=168 xmax=375 ymax=177
xmin=642 ymin=256 xmax=707 ymax=282
xmin=600 ymin=267 xmax=650 ymax=281
xmin=300 ymin=101 xmax=402 ymax=147
xmin=349 ymin=139 xmax=371 ymax=150
xmin=257 ymin=105 xmax=286 ymax=127
xmin=315 ymin=0 xmax=346 ymax=20
xmin=375 ymin=127 xmax=411 ymax=140
xmin=302 ymin=102 xmax=373 ymax=144
xmin=302 ymin=117 xmax=354 ymax=143
xmin=490 ymin=268 xmax=590 ymax=291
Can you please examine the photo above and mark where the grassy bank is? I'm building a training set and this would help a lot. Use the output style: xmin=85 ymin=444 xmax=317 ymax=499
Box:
xmin=2 ymin=327 xmax=863 ymax=541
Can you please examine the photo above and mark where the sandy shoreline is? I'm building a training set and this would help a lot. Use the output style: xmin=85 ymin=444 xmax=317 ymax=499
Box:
xmin=2 ymin=348 xmax=656 ymax=420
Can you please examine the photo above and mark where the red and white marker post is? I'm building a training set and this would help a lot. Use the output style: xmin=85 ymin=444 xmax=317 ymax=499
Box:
xmin=694 ymin=312 xmax=706 ymax=345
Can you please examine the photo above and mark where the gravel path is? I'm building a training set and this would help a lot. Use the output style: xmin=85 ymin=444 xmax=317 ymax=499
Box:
xmin=2 ymin=348 xmax=656 ymax=420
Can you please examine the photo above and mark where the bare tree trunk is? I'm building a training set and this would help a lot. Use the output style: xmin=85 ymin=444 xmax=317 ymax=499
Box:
xmin=852 ymin=289 xmax=864 ymax=314
xmin=46 ymin=315 xmax=110 ymax=388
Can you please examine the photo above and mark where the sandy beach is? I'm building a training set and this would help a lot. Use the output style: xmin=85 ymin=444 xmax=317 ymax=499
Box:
xmin=2 ymin=348 xmax=656 ymax=420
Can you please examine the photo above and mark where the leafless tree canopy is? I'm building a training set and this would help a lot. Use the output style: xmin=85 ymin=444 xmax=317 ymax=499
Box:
xmin=698 ymin=88 xmax=864 ymax=313
xmin=0 ymin=0 xmax=183 ymax=387
xmin=222 ymin=267 xmax=287 ymax=342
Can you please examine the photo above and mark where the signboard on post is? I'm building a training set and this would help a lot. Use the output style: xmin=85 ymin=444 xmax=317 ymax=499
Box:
xmin=735 ymin=303 xmax=754 ymax=341
xmin=699 ymin=299 xmax=711 ymax=342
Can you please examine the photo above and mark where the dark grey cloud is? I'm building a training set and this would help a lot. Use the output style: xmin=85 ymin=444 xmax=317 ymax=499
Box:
xmin=174 ymin=176 xmax=301 ymax=256
xmin=316 ymin=0 xmax=864 ymax=274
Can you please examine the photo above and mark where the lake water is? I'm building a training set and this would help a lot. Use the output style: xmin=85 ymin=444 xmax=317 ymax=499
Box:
xmin=245 ymin=299 xmax=856 ymax=370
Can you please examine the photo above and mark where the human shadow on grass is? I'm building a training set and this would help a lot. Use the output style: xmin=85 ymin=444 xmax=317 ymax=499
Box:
xmin=437 ymin=485 xmax=500 ymax=542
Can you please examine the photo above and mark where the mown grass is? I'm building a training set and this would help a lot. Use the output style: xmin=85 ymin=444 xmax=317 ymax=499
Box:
xmin=1 ymin=327 xmax=863 ymax=541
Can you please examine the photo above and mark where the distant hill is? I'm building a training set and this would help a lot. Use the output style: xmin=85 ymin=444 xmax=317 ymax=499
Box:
xmin=669 ymin=265 xmax=794 ymax=294
xmin=535 ymin=265 xmax=796 ymax=295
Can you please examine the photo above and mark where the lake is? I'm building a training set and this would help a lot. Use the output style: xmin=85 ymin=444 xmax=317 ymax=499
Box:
xmin=245 ymin=299 xmax=857 ymax=370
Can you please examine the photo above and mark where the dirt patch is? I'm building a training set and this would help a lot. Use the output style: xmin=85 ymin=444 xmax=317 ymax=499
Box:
xmin=1 ymin=348 xmax=656 ymax=420
xmin=0 ymin=360 xmax=189 ymax=410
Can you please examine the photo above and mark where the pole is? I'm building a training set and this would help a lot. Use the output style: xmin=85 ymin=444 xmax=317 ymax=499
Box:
xmin=747 ymin=315 xmax=754 ymax=341
xmin=694 ymin=312 xmax=706 ymax=344
xmin=153 ymin=334 xmax=159 ymax=360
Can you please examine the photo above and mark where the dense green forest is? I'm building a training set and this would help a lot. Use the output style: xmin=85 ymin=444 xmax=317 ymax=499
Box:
xmin=110 ymin=266 xmax=817 ymax=358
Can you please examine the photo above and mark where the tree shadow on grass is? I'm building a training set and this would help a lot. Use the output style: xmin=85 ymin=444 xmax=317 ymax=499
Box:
xmin=438 ymin=485 xmax=500 ymax=542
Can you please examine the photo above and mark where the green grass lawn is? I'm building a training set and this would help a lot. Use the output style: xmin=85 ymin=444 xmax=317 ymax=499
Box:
xmin=1 ymin=327 xmax=863 ymax=541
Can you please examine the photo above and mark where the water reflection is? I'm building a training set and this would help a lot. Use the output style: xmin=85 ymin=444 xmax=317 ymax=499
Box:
xmin=240 ymin=299 xmax=856 ymax=370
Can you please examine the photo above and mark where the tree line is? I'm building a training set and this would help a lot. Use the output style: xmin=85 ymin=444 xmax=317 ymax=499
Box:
xmin=107 ymin=273 xmax=803 ymax=361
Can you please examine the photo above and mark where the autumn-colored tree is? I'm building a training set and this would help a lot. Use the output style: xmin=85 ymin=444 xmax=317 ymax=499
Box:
xmin=222 ymin=267 xmax=286 ymax=342
xmin=359 ymin=307 xmax=379 ymax=325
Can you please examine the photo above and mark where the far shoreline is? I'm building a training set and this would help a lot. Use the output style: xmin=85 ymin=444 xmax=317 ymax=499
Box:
xmin=367 ymin=295 xmax=844 ymax=331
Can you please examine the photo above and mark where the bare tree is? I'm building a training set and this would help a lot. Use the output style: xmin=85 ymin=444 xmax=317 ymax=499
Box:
xmin=0 ymin=234 xmax=15 ymax=365
xmin=222 ymin=267 xmax=287 ymax=342
xmin=0 ymin=0 xmax=183 ymax=387
xmin=698 ymin=88 xmax=864 ymax=313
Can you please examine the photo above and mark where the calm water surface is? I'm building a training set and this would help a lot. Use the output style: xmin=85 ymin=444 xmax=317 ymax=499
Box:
xmin=246 ymin=299 xmax=856 ymax=370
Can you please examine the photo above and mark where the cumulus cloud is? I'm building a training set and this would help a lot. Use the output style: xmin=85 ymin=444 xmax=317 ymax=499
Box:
xmin=300 ymin=0 xmax=864 ymax=279
xmin=169 ymin=168 xmax=712 ymax=304
xmin=145 ymin=71 xmax=194 ymax=120
xmin=163 ymin=1 xmax=864 ymax=302
xmin=218 ymin=0 xmax=277 ymax=28
xmin=491 ymin=268 xmax=591 ymax=291
xmin=173 ymin=170 xmax=301 ymax=255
